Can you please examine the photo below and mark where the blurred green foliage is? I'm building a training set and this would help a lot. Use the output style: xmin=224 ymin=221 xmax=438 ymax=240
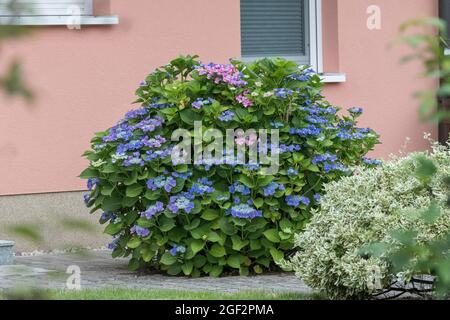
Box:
xmin=7 ymin=224 xmax=43 ymax=244
xmin=0 ymin=1 xmax=32 ymax=101
xmin=397 ymin=17 xmax=450 ymax=122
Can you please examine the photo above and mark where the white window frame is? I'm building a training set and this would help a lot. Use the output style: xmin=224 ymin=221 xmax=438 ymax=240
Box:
xmin=312 ymin=0 xmax=346 ymax=83
xmin=309 ymin=0 xmax=323 ymax=73
xmin=0 ymin=0 xmax=118 ymax=25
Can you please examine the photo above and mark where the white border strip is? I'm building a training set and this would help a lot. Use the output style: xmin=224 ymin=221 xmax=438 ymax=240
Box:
xmin=320 ymin=73 xmax=346 ymax=83
xmin=0 ymin=15 xmax=118 ymax=25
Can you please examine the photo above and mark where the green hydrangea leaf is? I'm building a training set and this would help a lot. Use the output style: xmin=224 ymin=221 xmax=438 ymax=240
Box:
xmin=190 ymin=239 xmax=205 ymax=254
xmin=227 ymin=254 xmax=242 ymax=269
xmin=126 ymin=184 xmax=144 ymax=197
xmin=209 ymin=244 xmax=226 ymax=258
xmin=160 ymin=252 xmax=177 ymax=265
xmin=263 ymin=229 xmax=281 ymax=243
xmin=127 ymin=237 xmax=142 ymax=249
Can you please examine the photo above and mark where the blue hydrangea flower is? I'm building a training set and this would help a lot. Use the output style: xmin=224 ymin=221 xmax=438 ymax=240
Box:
xmin=358 ymin=128 xmax=372 ymax=134
xmin=100 ymin=212 xmax=116 ymax=223
xmin=312 ymin=153 xmax=338 ymax=165
xmin=306 ymin=115 xmax=329 ymax=125
xmin=103 ymin=123 xmax=133 ymax=142
xmin=141 ymin=202 xmax=164 ymax=219
xmin=148 ymin=99 xmax=173 ymax=109
xmin=336 ymin=129 xmax=353 ymax=140
xmin=132 ymin=116 xmax=164 ymax=133
xmin=338 ymin=120 xmax=354 ymax=128
xmin=147 ymin=175 xmax=177 ymax=192
xmin=172 ymin=171 xmax=193 ymax=179
xmin=190 ymin=178 xmax=215 ymax=196
xmin=218 ymin=110 xmax=235 ymax=122
xmin=274 ymin=88 xmax=293 ymax=98
xmin=291 ymin=124 xmax=322 ymax=137
xmin=323 ymin=162 xmax=348 ymax=173
xmin=336 ymin=127 xmax=373 ymax=141
xmin=348 ymin=107 xmax=363 ymax=114
xmin=287 ymin=167 xmax=299 ymax=177
xmin=289 ymin=73 xmax=311 ymax=82
xmin=169 ymin=245 xmax=186 ymax=256
xmin=167 ymin=192 xmax=195 ymax=214
xmin=123 ymin=152 xmax=145 ymax=167
xmin=229 ymin=182 xmax=251 ymax=196
xmin=286 ymin=195 xmax=310 ymax=207
xmin=142 ymin=135 xmax=166 ymax=148
xmin=215 ymin=194 xmax=230 ymax=202
xmin=228 ymin=203 xmax=262 ymax=219
xmin=300 ymin=105 xmax=337 ymax=116
xmin=362 ymin=157 xmax=382 ymax=166
xmin=196 ymin=157 xmax=224 ymax=171
xmin=130 ymin=225 xmax=150 ymax=238
xmin=83 ymin=193 xmax=90 ymax=206
xmin=262 ymin=182 xmax=285 ymax=197
xmin=279 ymin=144 xmax=302 ymax=154
xmin=192 ymin=97 xmax=213 ymax=109
xmin=87 ymin=178 xmax=100 ymax=191
xmin=352 ymin=131 xmax=365 ymax=140
xmin=145 ymin=147 xmax=173 ymax=161
xmin=247 ymin=163 xmax=260 ymax=171
xmin=314 ymin=193 xmax=321 ymax=203
xmin=117 ymin=140 xmax=144 ymax=154
xmin=288 ymin=68 xmax=315 ymax=81
xmin=107 ymin=237 xmax=120 ymax=250
xmin=124 ymin=107 xmax=148 ymax=120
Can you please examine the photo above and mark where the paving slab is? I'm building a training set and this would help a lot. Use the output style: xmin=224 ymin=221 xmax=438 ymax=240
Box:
xmin=0 ymin=250 xmax=311 ymax=294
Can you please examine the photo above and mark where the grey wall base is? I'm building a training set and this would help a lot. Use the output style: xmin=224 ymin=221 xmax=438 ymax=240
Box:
xmin=0 ymin=191 xmax=109 ymax=253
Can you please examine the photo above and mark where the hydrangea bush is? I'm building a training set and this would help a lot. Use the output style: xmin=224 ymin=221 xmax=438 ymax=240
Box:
xmin=80 ymin=55 xmax=379 ymax=277
xmin=283 ymin=140 xmax=450 ymax=299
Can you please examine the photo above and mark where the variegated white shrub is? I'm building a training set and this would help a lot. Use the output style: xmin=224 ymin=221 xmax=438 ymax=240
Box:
xmin=284 ymin=141 xmax=450 ymax=299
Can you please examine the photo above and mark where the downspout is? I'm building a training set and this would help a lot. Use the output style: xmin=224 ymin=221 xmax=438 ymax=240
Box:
xmin=439 ymin=0 xmax=450 ymax=143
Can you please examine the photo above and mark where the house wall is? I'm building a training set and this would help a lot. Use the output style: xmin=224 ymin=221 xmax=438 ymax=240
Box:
xmin=322 ymin=0 xmax=438 ymax=159
xmin=0 ymin=0 xmax=438 ymax=251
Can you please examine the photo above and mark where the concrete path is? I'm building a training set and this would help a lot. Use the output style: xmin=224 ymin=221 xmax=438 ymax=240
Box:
xmin=0 ymin=250 xmax=311 ymax=294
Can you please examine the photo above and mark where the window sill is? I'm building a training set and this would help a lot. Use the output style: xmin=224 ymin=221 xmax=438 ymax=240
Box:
xmin=320 ymin=73 xmax=346 ymax=83
xmin=0 ymin=15 xmax=119 ymax=26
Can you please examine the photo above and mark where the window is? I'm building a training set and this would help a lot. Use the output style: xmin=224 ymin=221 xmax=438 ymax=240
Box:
xmin=240 ymin=0 xmax=323 ymax=73
xmin=0 ymin=0 xmax=118 ymax=25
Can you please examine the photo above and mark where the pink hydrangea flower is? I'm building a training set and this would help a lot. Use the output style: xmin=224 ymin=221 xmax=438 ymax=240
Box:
xmin=236 ymin=90 xmax=253 ymax=108
xmin=196 ymin=63 xmax=247 ymax=87
xmin=235 ymin=132 xmax=258 ymax=146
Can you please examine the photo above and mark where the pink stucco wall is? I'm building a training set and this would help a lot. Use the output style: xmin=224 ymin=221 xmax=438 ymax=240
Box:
xmin=0 ymin=0 xmax=438 ymax=196
xmin=322 ymin=0 xmax=438 ymax=159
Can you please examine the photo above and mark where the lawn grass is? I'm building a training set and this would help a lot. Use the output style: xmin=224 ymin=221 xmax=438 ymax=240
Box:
xmin=1 ymin=287 xmax=324 ymax=300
